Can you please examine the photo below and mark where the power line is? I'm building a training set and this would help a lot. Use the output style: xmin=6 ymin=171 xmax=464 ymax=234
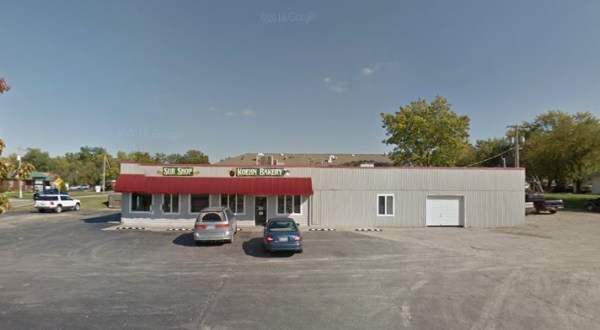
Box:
xmin=465 ymin=147 xmax=516 ymax=167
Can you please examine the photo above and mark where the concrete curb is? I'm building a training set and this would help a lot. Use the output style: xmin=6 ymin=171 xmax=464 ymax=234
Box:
xmin=116 ymin=227 xmax=146 ymax=230
xmin=355 ymin=228 xmax=383 ymax=232
xmin=165 ymin=228 xmax=244 ymax=232
xmin=309 ymin=228 xmax=336 ymax=231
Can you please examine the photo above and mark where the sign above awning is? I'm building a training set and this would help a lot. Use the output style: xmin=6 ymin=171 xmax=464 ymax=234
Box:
xmin=114 ymin=175 xmax=313 ymax=196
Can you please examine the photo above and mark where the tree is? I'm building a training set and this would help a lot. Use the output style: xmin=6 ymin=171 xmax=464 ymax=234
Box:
xmin=22 ymin=148 xmax=52 ymax=172
xmin=0 ymin=78 xmax=9 ymax=95
xmin=118 ymin=150 xmax=210 ymax=164
xmin=179 ymin=150 xmax=210 ymax=164
xmin=1 ymin=78 xmax=35 ymax=214
xmin=462 ymin=138 xmax=514 ymax=167
xmin=521 ymin=111 xmax=600 ymax=192
xmin=125 ymin=151 xmax=155 ymax=163
xmin=381 ymin=96 xmax=471 ymax=166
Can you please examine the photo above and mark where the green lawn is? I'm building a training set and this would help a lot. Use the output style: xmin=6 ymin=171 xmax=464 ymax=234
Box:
xmin=5 ymin=191 xmax=33 ymax=199
xmin=76 ymin=194 xmax=111 ymax=210
xmin=544 ymin=193 xmax=600 ymax=210
xmin=5 ymin=191 xmax=114 ymax=211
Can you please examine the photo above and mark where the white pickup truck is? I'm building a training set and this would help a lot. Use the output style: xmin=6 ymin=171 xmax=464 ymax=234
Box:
xmin=34 ymin=194 xmax=81 ymax=213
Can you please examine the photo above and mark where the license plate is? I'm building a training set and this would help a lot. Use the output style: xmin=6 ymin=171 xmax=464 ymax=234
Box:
xmin=278 ymin=237 xmax=288 ymax=242
xmin=206 ymin=225 xmax=214 ymax=230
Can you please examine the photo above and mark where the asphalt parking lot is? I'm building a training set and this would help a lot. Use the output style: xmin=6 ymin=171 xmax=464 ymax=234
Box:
xmin=1 ymin=210 xmax=599 ymax=330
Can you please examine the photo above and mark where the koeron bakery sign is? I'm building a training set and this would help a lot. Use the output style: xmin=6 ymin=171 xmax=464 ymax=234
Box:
xmin=232 ymin=167 xmax=288 ymax=177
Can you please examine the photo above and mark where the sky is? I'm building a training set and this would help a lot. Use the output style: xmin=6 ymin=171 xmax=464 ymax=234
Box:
xmin=1 ymin=0 xmax=600 ymax=163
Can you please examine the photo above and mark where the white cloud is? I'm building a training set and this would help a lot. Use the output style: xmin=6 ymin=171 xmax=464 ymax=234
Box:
xmin=242 ymin=109 xmax=255 ymax=117
xmin=323 ymin=76 xmax=347 ymax=94
xmin=361 ymin=62 xmax=398 ymax=76
xmin=329 ymin=81 xmax=347 ymax=94
xmin=208 ymin=106 xmax=217 ymax=112
xmin=361 ymin=67 xmax=374 ymax=76
xmin=225 ymin=112 xmax=235 ymax=117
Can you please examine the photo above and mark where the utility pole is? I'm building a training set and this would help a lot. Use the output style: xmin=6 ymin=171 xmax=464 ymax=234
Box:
xmin=102 ymin=154 xmax=106 ymax=193
xmin=17 ymin=154 xmax=22 ymax=199
xmin=507 ymin=125 xmax=521 ymax=168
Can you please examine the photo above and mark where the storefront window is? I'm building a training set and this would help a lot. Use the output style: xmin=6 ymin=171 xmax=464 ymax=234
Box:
xmin=277 ymin=195 xmax=302 ymax=214
xmin=221 ymin=194 xmax=244 ymax=214
xmin=162 ymin=194 xmax=179 ymax=213
xmin=190 ymin=194 xmax=209 ymax=213
xmin=377 ymin=194 xmax=394 ymax=216
xmin=131 ymin=193 xmax=152 ymax=212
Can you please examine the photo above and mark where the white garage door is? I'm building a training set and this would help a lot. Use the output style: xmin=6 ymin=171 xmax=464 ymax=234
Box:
xmin=426 ymin=196 xmax=464 ymax=226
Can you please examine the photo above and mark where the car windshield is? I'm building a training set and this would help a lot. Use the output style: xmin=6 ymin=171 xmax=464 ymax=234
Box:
xmin=201 ymin=212 xmax=224 ymax=222
xmin=39 ymin=196 xmax=59 ymax=201
xmin=268 ymin=221 xmax=297 ymax=232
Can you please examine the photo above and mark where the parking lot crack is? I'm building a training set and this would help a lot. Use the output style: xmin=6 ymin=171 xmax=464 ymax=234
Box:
xmin=191 ymin=263 xmax=236 ymax=329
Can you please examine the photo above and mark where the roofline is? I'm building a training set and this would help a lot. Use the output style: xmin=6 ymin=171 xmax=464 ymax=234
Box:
xmin=119 ymin=161 xmax=524 ymax=171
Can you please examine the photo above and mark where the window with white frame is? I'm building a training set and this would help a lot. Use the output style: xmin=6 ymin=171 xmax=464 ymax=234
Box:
xmin=131 ymin=193 xmax=152 ymax=212
xmin=221 ymin=194 xmax=244 ymax=214
xmin=377 ymin=194 xmax=394 ymax=216
xmin=277 ymin=195 xmax=301 ymax=214
xmin=162 ymin=194 xmax=179 ymax=213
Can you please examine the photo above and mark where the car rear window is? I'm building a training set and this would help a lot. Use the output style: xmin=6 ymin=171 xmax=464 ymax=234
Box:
xmin=39 ymin=196 xmax=59 ymax=201
xmin=201 ymin=212 xmax=224 ymax=222
xmin=268 ymin=221 xmax=297 ymax=232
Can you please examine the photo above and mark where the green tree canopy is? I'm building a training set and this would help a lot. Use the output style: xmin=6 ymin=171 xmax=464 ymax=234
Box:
xmin=119 ymin=150 xmax=210 ymax=164
xmin=22 ymin=148 xmax=52 ymax=172
xmin=522 ymin=111 xmax=600 ymax=192
xmin=460 ymin=138 xmax=514 ymax=167
xmin=381 ymin=96 xmax=471 ymax=166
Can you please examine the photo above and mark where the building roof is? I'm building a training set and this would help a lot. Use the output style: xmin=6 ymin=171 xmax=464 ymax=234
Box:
xmin=5 ymin=170 xmax=54 ymax=181
xmin=217 ymin=153 xmax=392 ymax=166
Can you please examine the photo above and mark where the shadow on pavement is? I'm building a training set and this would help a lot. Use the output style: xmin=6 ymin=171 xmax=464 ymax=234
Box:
xmin=172 ymin=233 xmax=227 ymax=247
xmin=82 ymin=212 xmax=121 ymax=224
xmin=242 ymin=237 xmax=295 ymax=258
xmin=173 ymin=233 xmax=196 ymax=247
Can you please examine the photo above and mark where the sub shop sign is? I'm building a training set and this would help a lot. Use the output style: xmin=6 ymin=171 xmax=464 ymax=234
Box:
xmin=232 ymin=168 xmax=288 ymax=177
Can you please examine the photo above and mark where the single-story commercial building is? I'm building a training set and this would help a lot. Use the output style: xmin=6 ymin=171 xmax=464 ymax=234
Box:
xmin=114 ymin=162 xmax=525 ymax=229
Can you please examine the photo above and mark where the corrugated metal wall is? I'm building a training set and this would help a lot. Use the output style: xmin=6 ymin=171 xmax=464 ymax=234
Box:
xmin=304 ymin=167 xmax=525 ymax=228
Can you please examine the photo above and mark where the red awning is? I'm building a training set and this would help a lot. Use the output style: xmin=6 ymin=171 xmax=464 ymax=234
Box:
xmin=114 ymin=175 xmax=313 ymax=195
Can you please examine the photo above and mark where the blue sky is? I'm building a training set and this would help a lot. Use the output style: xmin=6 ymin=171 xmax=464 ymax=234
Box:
xmin=1 ymin=0 xmax=600 ymax=162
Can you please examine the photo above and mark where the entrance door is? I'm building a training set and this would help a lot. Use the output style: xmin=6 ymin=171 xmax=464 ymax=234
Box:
xmin=255 ymin=196 xmax=267 ymax=226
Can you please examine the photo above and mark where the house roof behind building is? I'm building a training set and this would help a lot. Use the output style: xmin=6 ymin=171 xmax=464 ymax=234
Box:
xmin=217 ymin=153 xmax=392 ymax=166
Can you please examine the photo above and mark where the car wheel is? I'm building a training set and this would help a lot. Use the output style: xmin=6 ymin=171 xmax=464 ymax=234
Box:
xmin=55 ymin=205 xmax=62 ymax=213
xmin=194 ymin=241 xmax=202 ymax=246
xmin=297 ymin=248 xmax=303 ymax=253
xmin=226 ymin=238 xmax=233 ymax=244
xmin=38 ymin=209 xmax=45 ymax=213
xmin=586 ymin=204 xmax=594 ymax=212
xmin=74 ymin=203 xmax=80 ymax=211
